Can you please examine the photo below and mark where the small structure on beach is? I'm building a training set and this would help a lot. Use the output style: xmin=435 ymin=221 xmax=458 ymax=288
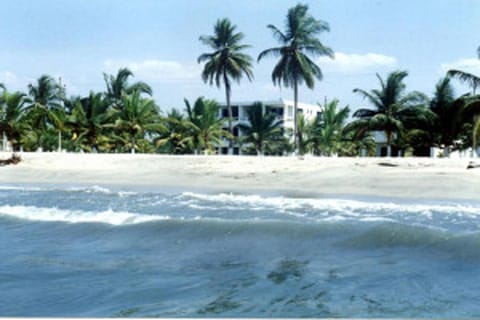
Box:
xmin=0 ymin=153 xmax=21 ymax=166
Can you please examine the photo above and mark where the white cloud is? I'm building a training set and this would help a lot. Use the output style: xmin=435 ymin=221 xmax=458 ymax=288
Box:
xmin=104 ymin=59 xmax=201 ymax=82
xmin=440 ymin=58 xmax=480 ymax=75
xmin=0 ymin=71 xmax=19 ymax=87
xmin=318 ymin=52 xmax=397 ymax=73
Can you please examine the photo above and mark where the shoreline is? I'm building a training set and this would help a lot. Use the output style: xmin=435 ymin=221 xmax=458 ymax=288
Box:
xmin=1 ymin=152 xmax=480 ymax=202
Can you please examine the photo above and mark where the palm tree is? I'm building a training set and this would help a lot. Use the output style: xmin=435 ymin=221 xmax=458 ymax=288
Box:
xmin=155 ymin=108 xmax=193 ymax=154
xmin=258 ymin=3 xmax=333 ymax=153
xmin=447 ymin=46 xmax=480 ymax=156
xmin=67 ymin=92 xmax=113 ymax=152
xmin=447 ymin=46 xmax=480 ymax=95
xmin=237 ymin=102 xmax=283 ymax=155
xmin=0 ymin=90 xmax=29 ymax=151
xmin=460 ymin=97 xmax=480 ymax=154
xmin=26 ymin=75 xmax=64 ymax=150
xmin=113 ymin=91 xmax=163 ymax=154
xmin=198 ymin=18 xmax=254 ymax=154
xmin=296 ymin=113 xmax=314 ymax=155
xmin=311 ymin=99 xmax=350 ymax=156
xmin=345 ymin=70 xmax=428 ymax=157
xmin=184 ymin=97 xmax=230 ymax=154
xmin=28 ymin=75 xmax=62 ymax=109
xmin=104 ymin=68 xmax=153 ymax=109
xmin=427 ymin=77 xmax=467 ymax=155
xmin=48 ymin=107 xmax=68 ymax=152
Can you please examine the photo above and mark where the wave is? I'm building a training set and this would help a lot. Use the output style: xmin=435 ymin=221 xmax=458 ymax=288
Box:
xmin=338 ymin=221 xmax=480 ymax=260
xmin=0 ymin=185 xmax=45 ymax=191
xmin=178 ymin=192 xmax=480 ymax=224
xmin=0 ymin=203 xmax=335 ymax=234
xmin=2 ymin=203 xmax=480 ymax=259
xmin=0 ymin=184 xmax=137 ymax=196
xmin=0 ymin=205 xmax=168 ymax=225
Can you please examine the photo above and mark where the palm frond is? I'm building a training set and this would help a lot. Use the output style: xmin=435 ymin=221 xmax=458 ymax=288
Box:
xmin=448 ymin=69 xmax=480 ymax=93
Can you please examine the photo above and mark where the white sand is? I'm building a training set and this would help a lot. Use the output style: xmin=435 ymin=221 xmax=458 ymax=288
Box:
xmin=1 ymin=152 xmax=480 ymax=201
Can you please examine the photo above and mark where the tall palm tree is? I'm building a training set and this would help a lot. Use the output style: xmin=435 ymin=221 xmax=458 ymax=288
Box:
xmin=198 ymin=18 xmax=254 ymax=154
xmin=104 ymin=68 xmax=153 ymax=109
xmin=184 ymin=97 xmax=230 ymax=154
xmin=113 ymin=91 xmax=163 ymax=154
xmin=258 ymin=3 xmax=333 ymax=153
xmin=237 ymin=102 xmax=283 ymax=155
xmin=345 ymin=70 xmax=429 ymax=157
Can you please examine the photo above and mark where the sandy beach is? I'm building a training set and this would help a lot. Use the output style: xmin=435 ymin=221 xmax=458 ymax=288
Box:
xmin=0 ymin=152 xmax=479 ymax=201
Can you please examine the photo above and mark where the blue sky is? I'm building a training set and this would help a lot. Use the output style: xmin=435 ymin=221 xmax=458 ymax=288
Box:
xmin=0 ymin=0 xmax=479 ymax=113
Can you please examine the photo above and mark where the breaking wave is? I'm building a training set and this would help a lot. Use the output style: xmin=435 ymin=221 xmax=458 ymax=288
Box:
xmin=0 ymin=205 xmax=167 ymax=225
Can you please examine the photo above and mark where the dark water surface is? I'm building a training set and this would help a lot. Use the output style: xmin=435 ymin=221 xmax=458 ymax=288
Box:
xmin=1 ymin=185 xmax=480 ymax=317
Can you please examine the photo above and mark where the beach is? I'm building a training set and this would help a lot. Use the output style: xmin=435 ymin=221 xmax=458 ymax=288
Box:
xmin=0 ymin=152 xmax=479 ymax=201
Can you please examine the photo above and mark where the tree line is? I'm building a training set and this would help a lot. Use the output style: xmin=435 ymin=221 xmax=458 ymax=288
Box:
xmin=1 ymin=3 xmax=480 ymax=157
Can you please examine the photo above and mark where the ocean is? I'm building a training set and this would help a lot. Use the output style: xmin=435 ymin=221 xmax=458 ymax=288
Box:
xmin=1 ymin=185 xmax=480 ymax=317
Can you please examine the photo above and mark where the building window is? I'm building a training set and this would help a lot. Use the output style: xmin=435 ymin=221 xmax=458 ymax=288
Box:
xmin=288 ymin=106 xmax=293 ymax=118
xmin=232 ymin=106 xmax=239 ymax=119
xmin=233 ymin=147 xmax=240 ymax=155
xmin=222 ymin=108 xmax=228 ymax=118
xmin=267 ymin=107 xmax=284 ymax=119
xmin=221 ymin=147 xmax=229 ymax=155
xmin=233 ymin=126 xmax=239 ymax=137
xmin=221 ymin=106 xmax=239 ymax=119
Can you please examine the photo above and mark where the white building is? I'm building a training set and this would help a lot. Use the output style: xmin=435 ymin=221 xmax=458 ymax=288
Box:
xmin=373 ymin=131 xmax=402 ymax=157
xmin=217 ymin=98 xmax=323 ymax=155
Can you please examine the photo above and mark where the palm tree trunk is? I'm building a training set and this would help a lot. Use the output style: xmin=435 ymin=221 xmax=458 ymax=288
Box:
xmin=224 ymin=72 xmax=233 ymax=155
xmin=473 ymin=115 xmax=479 ymax=157
xmin=2 ymin=131 xmax=6 ymax=151
xmin=257 ymin=140 xmax=263 ymax=156
xmin=58 ymin=130 xmax=62 ymax=152
xmin=386 ymin=131 xmax=392 ymax=157
xmin=293 ymin=80 xmax=299 ymax=155
xmin=131 ymin=136 xmax=135 ymax=154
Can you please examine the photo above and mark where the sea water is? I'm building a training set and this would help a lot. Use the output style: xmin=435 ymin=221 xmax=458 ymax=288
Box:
xmin=1 ymin=185 xmax=480 ymax=317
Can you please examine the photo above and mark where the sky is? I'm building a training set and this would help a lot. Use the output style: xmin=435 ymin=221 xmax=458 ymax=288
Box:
xmin=0 ymin=0 xmax=479 ymax=114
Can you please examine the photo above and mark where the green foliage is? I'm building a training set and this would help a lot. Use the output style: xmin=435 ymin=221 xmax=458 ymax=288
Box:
xmin=184 ymin=97 xmax=231 ymax=154
xmin=155 ymin=108 xmax=194 ymax=154
xmin=198 ymin=18 xmax=254 ymax=149
xmin=236 ymin=102 xmax=284 ymax=155
xmin=2 ymin=47 xmax=480 ymax=157
xmin=0 ymin=90 xmax=30 ymax=150
xmin=103 ymin=68 xmax=152 ymax=109
xmin=345 ymin=70 xmax=430 ymax=156
xmin=113 ymin=91 xmax=163 ymax=153
xmin=312 ymin=99 xmax=351 ymax=156
xmin=258 ymin=3 xmax=333 ymax=151
xmin=67 ymin=92 xmax=113 ymax=152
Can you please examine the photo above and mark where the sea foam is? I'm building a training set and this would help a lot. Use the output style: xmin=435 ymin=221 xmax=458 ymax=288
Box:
xmin=0 ymin=205 xmax=168 ymax=225
xmin=179 ymin=192 xmax=480 ymax=217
